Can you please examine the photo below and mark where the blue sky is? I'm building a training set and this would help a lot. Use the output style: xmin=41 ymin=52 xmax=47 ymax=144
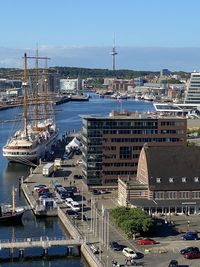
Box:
xmin=1 ymin=0 xmax=200 ymax=71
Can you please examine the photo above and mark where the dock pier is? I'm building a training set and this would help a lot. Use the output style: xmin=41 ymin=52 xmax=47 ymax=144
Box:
xmin=20 ymin=163 xmax=104 ymax=266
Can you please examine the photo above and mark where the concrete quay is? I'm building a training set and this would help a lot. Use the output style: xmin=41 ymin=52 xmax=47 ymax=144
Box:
xmin=20 ymin=160 xmax=104 ymax=267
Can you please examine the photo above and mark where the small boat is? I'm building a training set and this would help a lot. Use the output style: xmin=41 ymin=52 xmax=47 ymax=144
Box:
xmin=0 ymin=187 xmax=25 ymax=223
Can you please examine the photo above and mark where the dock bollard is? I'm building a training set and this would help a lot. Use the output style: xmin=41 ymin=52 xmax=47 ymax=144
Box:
xmin=19 ymin=249 xmax=24 ymax=258
xmin=43 ymin=248 xmax=48 ymax=256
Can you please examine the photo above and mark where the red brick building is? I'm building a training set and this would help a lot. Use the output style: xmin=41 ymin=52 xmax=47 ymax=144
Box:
xmin=82 ymin=110 xmax=187 ymax=187
xmin=118 ymin=145 xmax=200 ymax=215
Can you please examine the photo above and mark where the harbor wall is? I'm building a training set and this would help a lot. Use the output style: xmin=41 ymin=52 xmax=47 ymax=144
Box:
xmin=58 ymin=207 xmax=81 ymax=240
xmin=81 ymin=244 xmax=104 ymax=267
xmin=58 ymin=207 xmax=103 ymax=267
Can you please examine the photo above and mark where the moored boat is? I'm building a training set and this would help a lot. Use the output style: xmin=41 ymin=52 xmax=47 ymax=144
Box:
xmin=0 ymin=187 xmax=25 ymax=223
xmin=2 ymin=52 xmax=58 ymax=166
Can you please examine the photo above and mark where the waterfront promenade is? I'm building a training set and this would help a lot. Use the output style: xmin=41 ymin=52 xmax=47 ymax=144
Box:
xmin=19 ymin=150 xmax=200 ymax=266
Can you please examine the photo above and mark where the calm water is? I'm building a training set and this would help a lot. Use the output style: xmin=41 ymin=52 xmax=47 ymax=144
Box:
xmin=0 ymin=94 xmax=154 ymax=266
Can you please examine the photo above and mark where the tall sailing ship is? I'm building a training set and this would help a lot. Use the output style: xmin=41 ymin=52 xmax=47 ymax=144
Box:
xmin=3 ymin=52 xmax=59 ymax=165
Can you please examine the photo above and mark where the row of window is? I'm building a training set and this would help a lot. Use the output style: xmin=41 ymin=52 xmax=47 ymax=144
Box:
xmin=156 ymin=177 xmax=199 ymax=183
xmin=87 ymin=129 xmax=184 ymax=137
xmin=103 ymin=162 xmax=137 ymax=167
xmin=104 ymin=171 xmax=137 ymax=175
xmin=87 ymin=120 xmax=158 ymax=129
xmin=102 ymin=144 xmax=143 ymax=151
xmin=160 ymin=121 xmax=184 ymax=126
xmin=4 ymin=151 xmax=36 ymax=155
xmin=154 ymin=191 xmax=200 ymax=199
xmin=111 ymin=138 xmax=182 ymax=143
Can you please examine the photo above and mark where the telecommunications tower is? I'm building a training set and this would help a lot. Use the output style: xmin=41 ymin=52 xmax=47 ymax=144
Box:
xmin=110 ymin=34 xmax=117 ymax=71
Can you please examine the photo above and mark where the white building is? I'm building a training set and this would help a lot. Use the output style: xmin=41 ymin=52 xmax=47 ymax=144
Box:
xmin=184 ymin=72 xmax=200 ymax=105
xmin=60 ymin=78 xmax=82 ymax=94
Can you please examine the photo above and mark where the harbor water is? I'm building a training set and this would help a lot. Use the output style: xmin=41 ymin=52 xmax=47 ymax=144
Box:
xmin=0 ymin=94 xmax=154 ymax=266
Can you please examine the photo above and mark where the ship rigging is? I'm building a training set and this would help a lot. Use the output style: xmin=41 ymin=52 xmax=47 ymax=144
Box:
xmin=2 ymin=52 xmax=59 ymax=166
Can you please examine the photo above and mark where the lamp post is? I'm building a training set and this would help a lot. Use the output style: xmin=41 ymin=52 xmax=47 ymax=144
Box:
xmin=187 ymin=220 xmax=190 ymax=231
xmin=81 ymin=186 xmax=84 ymax=222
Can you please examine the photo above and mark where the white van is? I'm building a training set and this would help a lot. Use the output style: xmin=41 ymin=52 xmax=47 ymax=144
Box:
xmin=70 ymin=201 xmax=80 ymax=211
xmin=65 ymin=198 xmax=74 ymax=207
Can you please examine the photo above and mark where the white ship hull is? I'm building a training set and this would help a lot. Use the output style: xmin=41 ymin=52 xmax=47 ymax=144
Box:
xmin=3 ymin=130 xmax=59 ymax=164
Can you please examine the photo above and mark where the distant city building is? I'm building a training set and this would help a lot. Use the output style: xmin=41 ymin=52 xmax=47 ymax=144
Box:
xmin=60 ymin=78 xmax=82 ymax=94
xmin=134 ymin=77 xmax=145 ymax=86
xmin=184 ymin=72 xmax=200 ymax=105
xmin=118 ymin=146 xmax=200 ymax=215
xmin=81 ymin=111 xmax=187 ymax=187
xmin=160 ymin=68 xmax=171 ymax=77
xmin=48 ymin=70 xmax=60 ymax=93
xmin=103 ymin=78 xmax=134 ymax=92
xmin=0 ymin=79 xmax=22 ymax=99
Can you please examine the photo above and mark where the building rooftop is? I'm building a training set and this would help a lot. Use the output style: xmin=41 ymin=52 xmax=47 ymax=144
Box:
xmin=129 ymin=198 xmax=200 ymax=208
xmin=119 ymin=178 xmax=148 ymax=188
xmin=82 ymin=110 xmax=186 ymax=120
xmin=143 ymin=146 xmax=200 ymax=190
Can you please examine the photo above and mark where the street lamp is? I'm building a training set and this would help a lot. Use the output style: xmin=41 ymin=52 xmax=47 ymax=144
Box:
xmin=187 ymin=220 xmax=190 ymax=231
xmin=81 ymin=186 xmax=84 ymax=222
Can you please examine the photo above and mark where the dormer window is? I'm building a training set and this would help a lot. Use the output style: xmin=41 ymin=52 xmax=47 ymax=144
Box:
xmin=156 ymin=178 xmax=161 ymax=183
xmin=182 ymin=177 xmax=186 ymax=183
xmin=169 ymin=178 xmax=174 ymax=183
xmin=194 ymin=177 xmax=199 ymax=182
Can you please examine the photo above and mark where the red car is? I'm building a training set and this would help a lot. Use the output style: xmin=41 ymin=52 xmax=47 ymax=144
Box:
xmin=184 ymin=252 xmax=200 ymax=259
xmin=137 ymin=238 xmax=158 ymax=245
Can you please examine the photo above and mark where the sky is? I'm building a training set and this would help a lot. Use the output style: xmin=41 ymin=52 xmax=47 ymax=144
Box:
xmin=1 ymin=0 xmax=200 ymax=71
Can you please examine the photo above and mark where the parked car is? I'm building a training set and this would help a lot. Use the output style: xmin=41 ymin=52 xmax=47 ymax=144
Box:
xmin=99 ymin=189 xmax=107 ymax=194
xmin=70 ymin=201 xmax=80 ymax=212
xmin=34 ymin=184 xmax=48 ymax=191
xmin=168 ymin=260 xmax=178 ymax=267
xmin=110 ymin=241 xmax=122 ymax=251
xmin=184 ymin=251 xmax=200 ymax=259
xmin=181 ymin=231 xmax=198 ymax=240
xmin=37 ymin=188 xmax=49 ymax=195
xmin=180 ymin=246 xmax=199 ymax=255
xmin=90 ymin=244 xmax=100 ymax=254
xmin=71 ymin=212 xmax=87 ymax=221
xmin=65 ymin=198 xmax=74 ymax=207
xmin=122 ymin=247 xmax=137 ymax=258
xmin=137 ymin=238 xmax=158 ymax=245
xmin=92 ymin=189 xmax=99 ymax=195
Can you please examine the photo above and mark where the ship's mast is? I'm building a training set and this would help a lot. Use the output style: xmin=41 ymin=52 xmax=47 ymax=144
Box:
xmin=22 ymin=53 xmax=28 ymax=138
xmin=44 ymin=57 xmax=48 ymax=121
xmin=25 ymin=51 xmax=50 ymax=131
xmin=35 ymin=48 xmax=39 ymax=130
xmin=12 ymin=186 xmax=16 ymax=213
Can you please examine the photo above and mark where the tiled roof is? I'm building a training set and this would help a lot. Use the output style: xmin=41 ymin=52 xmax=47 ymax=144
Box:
xmin=130 ymin=198 xmax=200 ymax=208
xmin=144 ymin=146 xmax=200 ymax=190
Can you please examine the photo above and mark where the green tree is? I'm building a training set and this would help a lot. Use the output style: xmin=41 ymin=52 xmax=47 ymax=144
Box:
xmin=111 ymin=207 xmax=153 ymax=238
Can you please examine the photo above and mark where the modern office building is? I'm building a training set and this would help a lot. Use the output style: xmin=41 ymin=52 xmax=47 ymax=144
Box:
xmin=160 ymin=68 xmax=171 ymax=77
xmin=81 ymin=110 xmax=187 ymax=187
xmin=184 ymin=72 xmax=200 ymax=105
